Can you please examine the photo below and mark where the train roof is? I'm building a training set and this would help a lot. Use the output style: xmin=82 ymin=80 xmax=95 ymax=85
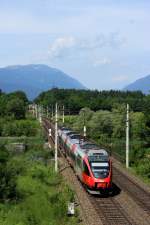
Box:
xmin=60 ymin=127 xmax=109 ymax=161
xmin=61 ymin=127 xmax=70 ymax=131
xmin=62 ymin=130 xmax=73 ymax=134
xmin=75 ymin=140 xmax=109 ymax=160
xmin=88 ymin=149 xmax=109 ymax=162
xmin=69 ymin=134 xmax=83 ymax=139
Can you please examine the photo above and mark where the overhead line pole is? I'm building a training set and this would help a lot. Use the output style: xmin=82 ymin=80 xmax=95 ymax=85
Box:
xmin=47 ymin=106 xmax=49 ymax=118
xmin=126 ymin=103 xmax=129 ymax=168
xmin=35 ymin=104 xmax=38 ymax=119
xmin=62 ymin=105 xmax=65 ymax=124
xmin=39 ymin=105 xmax=42 ymax=124
xmin=55 ymin=102 xmax=58 ymax=172
xmin=83 ymin=109 xmax=86 ymax=138
xmin=52 ymin=105 xmax=54 ymax=120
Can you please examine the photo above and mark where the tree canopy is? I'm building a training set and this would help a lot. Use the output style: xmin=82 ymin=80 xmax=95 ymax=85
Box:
xmin=35 ymin=88 xmax=146 ymax=113
xmin=0 ymin=91 xmax=28 ymax=119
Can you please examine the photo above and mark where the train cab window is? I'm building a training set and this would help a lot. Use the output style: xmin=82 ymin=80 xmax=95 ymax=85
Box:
xmin=90 ymin=162 xmax=109 ymax=179
xmin=83 ymin=161 xmax=90 ymax=176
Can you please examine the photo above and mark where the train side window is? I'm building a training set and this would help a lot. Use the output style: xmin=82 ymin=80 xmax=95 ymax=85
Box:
xmin=83 ymin=161 xmax=90 ymax=176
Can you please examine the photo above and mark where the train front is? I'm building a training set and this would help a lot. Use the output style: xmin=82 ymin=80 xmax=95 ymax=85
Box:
xmin=84 ymin=149 xmax=112 ymax=194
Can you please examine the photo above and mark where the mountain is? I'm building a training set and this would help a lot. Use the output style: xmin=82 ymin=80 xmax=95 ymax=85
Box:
xmin=0 ymin=64 xmax=85 ymax=99
xmin=123 ymin=74 xmax=150 ymax=94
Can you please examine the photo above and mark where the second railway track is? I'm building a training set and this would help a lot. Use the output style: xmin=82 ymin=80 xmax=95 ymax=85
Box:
xmin=113 ymin=167 xmax=150 ymax=215
xmin=89 ymin=196 xmax=137 ymax=225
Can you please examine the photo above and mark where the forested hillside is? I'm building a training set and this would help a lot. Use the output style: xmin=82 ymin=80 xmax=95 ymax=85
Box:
xmin=124 ymin=74 xmax=150 ymax=94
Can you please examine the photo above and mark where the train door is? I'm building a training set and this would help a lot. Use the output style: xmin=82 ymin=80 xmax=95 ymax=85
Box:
xmin=82 ymin=160 xmax=93 ymax=187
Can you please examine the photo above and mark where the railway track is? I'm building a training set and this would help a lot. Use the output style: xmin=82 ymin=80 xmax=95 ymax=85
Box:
xmin=89 ymin=196 xmax=136 ymax=225
xmin=42 ymin=118 xmax=143 ymax=225
xmin=113 ymin=167 xmax=150 ymax=215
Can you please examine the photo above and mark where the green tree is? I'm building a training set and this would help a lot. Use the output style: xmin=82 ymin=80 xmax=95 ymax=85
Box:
xmin=6 ymin=98 xmax=26 ymax=119
xmin=88 ymin=110 xmax=113 ymax=139
xmin=73 ymin=107 xmax=94 ymax=132
xmin=112 ymin=104 xmax=126 ymax=138
xmin=130 ymin=112 xmax=147 ymax=139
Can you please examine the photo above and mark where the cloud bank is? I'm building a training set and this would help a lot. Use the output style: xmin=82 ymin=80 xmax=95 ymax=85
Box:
xmin=48 ymin=32 xmax=126 ymax=60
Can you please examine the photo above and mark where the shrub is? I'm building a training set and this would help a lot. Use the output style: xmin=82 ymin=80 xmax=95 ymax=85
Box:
xmin=136 ymin=158 xmax=150 ymax=178
xmin=2 ymin=120 xmax=39 ymax=137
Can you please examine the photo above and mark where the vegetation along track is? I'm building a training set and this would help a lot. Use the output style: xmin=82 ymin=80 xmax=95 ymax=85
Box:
xmin=42 ymin=118 xmax=143 ymax=225
xmin=113 ymin=167 xmax=150 ymax=215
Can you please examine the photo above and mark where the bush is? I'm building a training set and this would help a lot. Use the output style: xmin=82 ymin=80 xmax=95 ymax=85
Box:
xmin=2 ymin=120 xmax=39 ymax=137
xmin=6 ymin=98 xmax=26 ymax=120
xmin=136 ymin=158 xmax=150 ymax=178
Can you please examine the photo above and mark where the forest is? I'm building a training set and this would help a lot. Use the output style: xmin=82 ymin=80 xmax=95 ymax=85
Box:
xmin=35 ymin=88 xmax=149 ymax=113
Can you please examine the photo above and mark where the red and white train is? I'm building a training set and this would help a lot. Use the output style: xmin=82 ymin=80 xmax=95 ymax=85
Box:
xmin=58 ymin=127 xmax=112 ymax=194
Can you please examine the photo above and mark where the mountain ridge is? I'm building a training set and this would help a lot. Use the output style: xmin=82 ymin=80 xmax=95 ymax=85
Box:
xmin=0 ymin=64 xmax=85 ymax=100
xmin=123 ymin=74 xmax=150 ymax=94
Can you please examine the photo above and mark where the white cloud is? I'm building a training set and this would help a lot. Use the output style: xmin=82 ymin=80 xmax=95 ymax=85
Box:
xmin=48 ymin=36 xmax=76 ymax=58
xmin=79 ymin=32 xmax=126 ymax=50
xmin=93 ymin=58 xmax=111 ymax=66
xmin=112 ymin=75 xmax=129 ymax=82
xmin=47 ymin=32 xmax=126 ymax=60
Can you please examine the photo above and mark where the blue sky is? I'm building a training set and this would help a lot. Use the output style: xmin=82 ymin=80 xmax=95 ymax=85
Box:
xmin=0 ymin=0 xmax=150 ymax=89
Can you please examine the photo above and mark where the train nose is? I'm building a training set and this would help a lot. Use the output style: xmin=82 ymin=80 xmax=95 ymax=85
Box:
xmin=95 ymin=182 xmax=107 ymax=189
xmin=95 ymin=181 xmax=111 ymax=189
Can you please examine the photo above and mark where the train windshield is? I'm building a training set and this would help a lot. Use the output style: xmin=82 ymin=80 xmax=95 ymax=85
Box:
xmin=90 ymin=162 xmax=109 ymax=179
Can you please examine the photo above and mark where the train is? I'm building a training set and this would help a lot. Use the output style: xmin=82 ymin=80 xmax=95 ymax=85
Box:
xmin=58 ymin=126 xmax=112 ymax=194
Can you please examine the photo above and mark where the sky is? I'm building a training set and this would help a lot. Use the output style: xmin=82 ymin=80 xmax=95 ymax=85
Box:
xmin=0 ymin=0 xmax=150 ymax=90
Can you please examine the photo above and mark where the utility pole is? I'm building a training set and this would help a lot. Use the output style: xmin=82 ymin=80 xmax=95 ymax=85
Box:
xmin=52 ymin=105 xmax=54 ymax=120
xmin=39 ymin=105 xmax=42 ymax=124
xmin=55 ymin=103 xmax=58 ymax=172
xmin=126 ymin=104 xmax=129 ymax=168
xmin=35 ymin=104 xmax=38 ymax=119
xmin=83 ymin=110 xmax=86 ymax=138
xmin=62 ymin=105 xmax=65 ymax=124
xmin=83 ymin=125 xmax=86 ymax=138
xmin=37 ymin=105 xmax=39 ymax=120
xmin=47 ymin=106 xmax=49 ymax=118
